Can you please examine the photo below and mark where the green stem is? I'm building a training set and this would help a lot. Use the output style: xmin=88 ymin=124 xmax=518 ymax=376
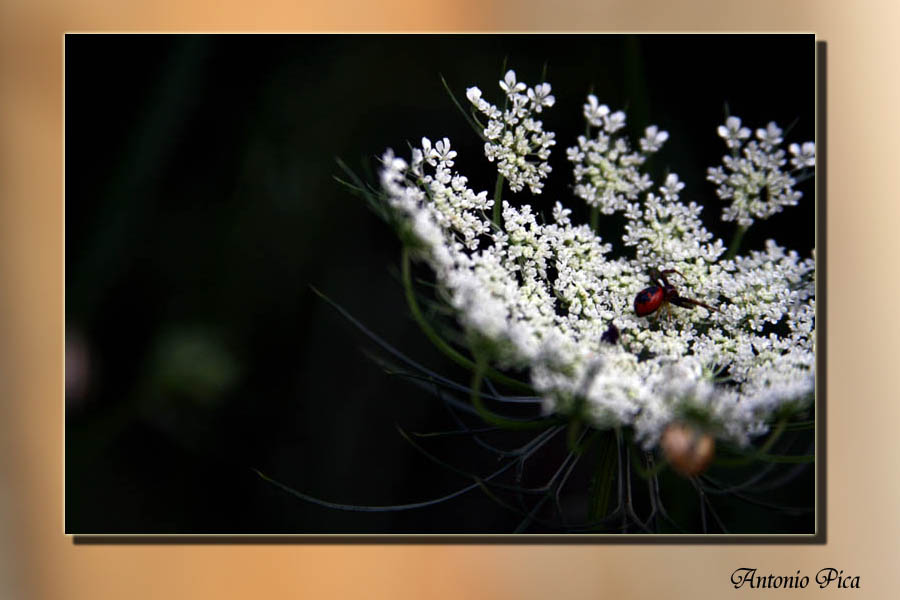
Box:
xmin=439 ymin=74 xmax=485 ymax=140
xmin=492 ymin=174 xmax=504 ymax=226
xmin=754 ymin=453 xmax=814 ymax=464
xmin=724 ymin=225 xmax=748 ymax=261
xmin=401 ymin=247 xmax=534 ymax=394
xmin=714 ymin=417 xmax=790 ymax=466
xmin=469 ymin=352 xmax=551 ymax=431
xmin=566 ymin=418 xmax=583 ymax=452
xmin=781 ymin=419 xmax=815 ymax=431
xmin=630 ymin=449 xmax=668 ymax=479
xmin=587 ymin=430 xmax=617 ymax=522
xmin=590 ymin=206 xmax=599 ymax=232
xmin=755 ymin=417 xmax=789 ymax=456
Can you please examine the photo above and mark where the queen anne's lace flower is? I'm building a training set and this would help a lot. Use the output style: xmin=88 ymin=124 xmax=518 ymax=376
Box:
xmin=717 ymin=115 xmax=751 ymax=149
xmin=466 ymin=70 xmax=556 ymax=195
xmin=640 ymin=125 xmax=669 ymax=153
xmin=377 ymin=71 xmax=815 ymax=450
xmin=707 ymin=118 xmax=814 ymax=228
xmin=567 ymin=96 xmax=661 ymax=215
xmin=789 ymin=141 xmax=816 ymax=169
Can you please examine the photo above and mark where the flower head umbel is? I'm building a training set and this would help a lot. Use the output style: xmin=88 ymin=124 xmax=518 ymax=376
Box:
xmin=707 ymin=119 xmax=815 ymax=228
xmin=566 ymin=95 xmax=662 ymax=215
xmin=466 ymin=70 xmax=556 ymax=194
xmin=376 ymin=70 xmax=814 ymax=452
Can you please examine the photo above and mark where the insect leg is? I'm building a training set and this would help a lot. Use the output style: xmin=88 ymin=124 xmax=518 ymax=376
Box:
xmin=671 ymin=296 xmax=718 ymax=312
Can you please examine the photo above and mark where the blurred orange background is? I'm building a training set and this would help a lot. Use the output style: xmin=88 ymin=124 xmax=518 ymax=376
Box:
xmin=2 ymin=0 xmax=899 ymax=598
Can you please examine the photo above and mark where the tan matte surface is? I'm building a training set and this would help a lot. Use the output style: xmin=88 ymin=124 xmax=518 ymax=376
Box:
xmin=1 ymin=1 xmax=897 ymax=598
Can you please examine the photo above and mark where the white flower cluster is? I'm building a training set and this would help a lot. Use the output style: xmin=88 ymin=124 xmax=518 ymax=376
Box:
xmin=566 ymin=95 xmax=666 ymax=214
xmin=377 ymin=71 xmax=815 ymax=450
xmin=466 ymin=70 xmax=556 ymax=194
xmin=707 ymin=117 xmax=815 ymax=228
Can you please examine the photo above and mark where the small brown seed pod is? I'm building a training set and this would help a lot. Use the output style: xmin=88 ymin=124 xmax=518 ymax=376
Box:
xmin=660 ymin=422 xmax=715 ymax=477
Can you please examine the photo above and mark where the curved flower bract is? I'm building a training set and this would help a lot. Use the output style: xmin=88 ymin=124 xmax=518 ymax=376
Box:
xmin=377 ymin=70 xmax=815 ymax=450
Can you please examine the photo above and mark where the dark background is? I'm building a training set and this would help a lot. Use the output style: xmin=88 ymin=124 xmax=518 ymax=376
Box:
xmin=65 ymin=34 xmax=815 ymax=534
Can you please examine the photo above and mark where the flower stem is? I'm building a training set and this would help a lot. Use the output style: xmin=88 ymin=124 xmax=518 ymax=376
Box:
xmin=724 ymin=225 xmax=748 ymax=261
xmin=587 ymin=430 xmax=617 ymax=522
xmin=714 ymin=416 xmax=790 ymax=466
xmin=439 ymin=74 xmax=485 ymax=141
xmin=590 ymin=206 xmax=599 ymax=232
xmin=629 ymin=447 xmax=668 ymax=479
xmin=469 ymin=352 xmax=551 ymax=430
xmin=492 ymin=174 xmax=504 ymax=226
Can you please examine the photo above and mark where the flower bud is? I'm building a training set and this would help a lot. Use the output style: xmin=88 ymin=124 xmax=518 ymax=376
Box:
xmin=660 ymin=423 xmax=715 ymax=477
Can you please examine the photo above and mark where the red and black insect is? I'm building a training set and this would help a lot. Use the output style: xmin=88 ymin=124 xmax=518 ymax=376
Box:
xmin=633 ymin=268 xmax=718 ymax=318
